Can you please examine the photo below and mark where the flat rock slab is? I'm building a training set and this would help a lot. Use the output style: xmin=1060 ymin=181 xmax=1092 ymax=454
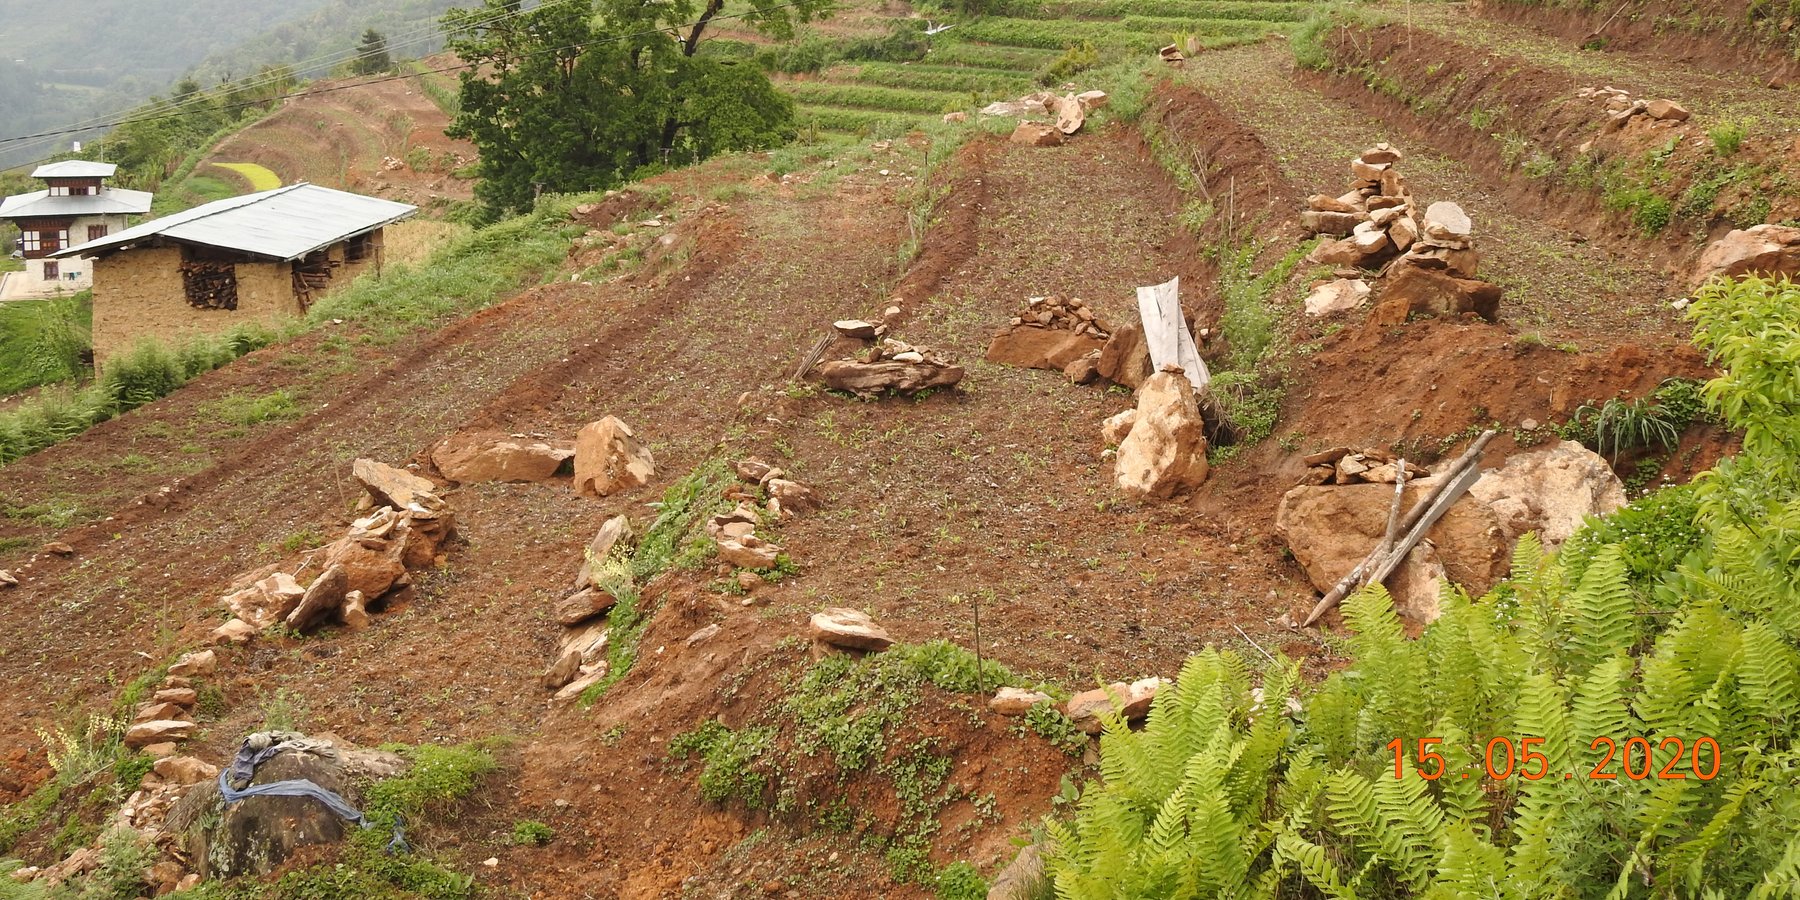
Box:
xmin=1304 ymin=278 xmax=1370 ymax=317
xmin=352 ymin=458 xmax=436 ymax=509
xmin=1065 ymin=678 xmax=1164 ymax=734
xmin=989 ymin=687 xmax=1053 ymax=716
xmin=810 ymin=608 xmax=894 ymax=651
xmin=815 ymin=359 xmax=964 ymax=396
xmin=985 ymin=328 xmax=1104 ymax=371
xmin=433 ymin=432 xmax=574 ymax=483
xmin=126 ymin=720 xmax=198 ymax=749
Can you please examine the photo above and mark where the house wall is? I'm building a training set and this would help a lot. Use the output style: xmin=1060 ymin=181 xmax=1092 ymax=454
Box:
xmin=90 ymin=247 xmax=300 ymax=368
xmin=6 ymin=214 xmax=130 ymax=296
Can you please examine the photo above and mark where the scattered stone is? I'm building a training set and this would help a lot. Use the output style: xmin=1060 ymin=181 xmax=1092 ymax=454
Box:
xmin=154 ymin=688 xmax=198 ymax=707
xmin=1096 ymin=323 xmax=1152 ymax=388
xmin=685 ymin=623 xmax=722 ymax=648
xmin=809 ymin=608 xmax=894 ymax=651
xmin=834 ymin=319 xmax=878 ymax=339
xmin=542 ymin=649 xmax=582 ymax=690
xmin=1467 ymin=440 xmax=1626 ymax=549
xmin=42 ymin=541 xmax=74 ymax=556
xmin=1114 ymin=371 xmax=1210 ymax=498
xmin=717 ymin=534 xmax=783 ymax=569
xmin=765 ymin=479 xmax=819 ymax=513
xmin=1075 ymin=90 xmax=1109 ymax=109
xmin=221 ymin=573 xmax=306 ymax=630
xmin=942 ymin=111 xmax=968 ymax=123
xmin=1689 ymin=223 xmax=1800 ymax=288
xmin=1101 ymin=409 xmax=1138 ymax=445
xmin=556 ymin=587 xmax=618 ymax=627
xmin=153 ymin=756 xmax=219 ymax=786
xmin=1009 ymin=122 xmax=1065 ymax=147
xmin=572 ymin=515 xmax=635 ymax=590
xmin=989 ymin=687 xmax=1053 ymax=716
xmin=135 ymin=702 xmax=188 ymax=723
xmin=988 ymin=845 xmax=1047 ymax=900
xmin=573 ymin=417 xmax=657 ymax=498
xmin=341 ymin=591 xmax=371 ymax=630
xmin=1065 ymin=678 xmax=1164 ymax=734
xmin=125 ymin=720 xmax=199 ymax=749
xmin=1645 ymin=98 xmax=1690 ymax=121
xmin=736 ymin=571 xmax=762 ymax=592
xmin=1064 ymin=354 xmax=1100 ymax=385
xmin=286 ymin=564 xmax=349 ymax=632
xmin=1304 ymin=278 xmax=1370 ymax=317
xmin=814 ymin=357 xmax=964 ymax=397
xmin=432 ymin=433 xmax=574 ymax=483
xmin=167 ymin=650 xmax=217 ymax=678
xmin=210 ymin=619 xmax=257 ymax=645
xmin=351 ymin=458 xmax=436 ymax=509
xmin=734 ymin=458 xmax=777 ymax=483
xmin=0 ymin=570 xmax=15 ymax=588
xmin=1054 ymin=94 xmax=1086 ymax=135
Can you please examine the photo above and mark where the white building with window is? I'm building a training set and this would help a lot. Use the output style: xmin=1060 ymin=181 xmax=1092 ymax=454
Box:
xmin=0 ymin=161 xmax=152 ymax=300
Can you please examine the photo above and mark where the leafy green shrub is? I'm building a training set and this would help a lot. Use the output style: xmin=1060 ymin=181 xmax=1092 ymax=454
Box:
xmin=1043 ymin=274 xmax=1800 ymax=897
xmin=1036 ymin=41 xmax=1100 ymax=86
xmin=1709 ymin=118 xmax=1749 ymax=156
xmin=886 ymin=639 xmax=1024 ymax=694
xmin=759 ymin=32 xmax=837 ymax=73
xmin=1571 ymin=378 xmax=1703 ymax=461
xmin=934 ymin=860 xmax=989 ymax=899
xmin=509 ymin=820 xmax=555 ymax=846
xmin=668 ymin=719 xmax=777 ymax=807
xmin=205 ymin=389 xmax=300 ymax=426
xmin=101 ymin=342 xmax=184 ymax=411
xmin=841 ymin=21 xmax=932 ymax=63
xmin=783 ymin=83 xmax=968 ymax=114
xmin=1560 ymin=481 xmax=1703 ymax=591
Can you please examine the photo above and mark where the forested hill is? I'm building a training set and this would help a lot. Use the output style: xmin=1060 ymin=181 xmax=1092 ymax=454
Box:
xmin=0 ymin=0 xmax=463 ymax=170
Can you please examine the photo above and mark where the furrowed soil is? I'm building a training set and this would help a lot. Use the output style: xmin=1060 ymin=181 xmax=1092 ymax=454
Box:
xmin=0 ymin=14 xmax=1750 ymax=896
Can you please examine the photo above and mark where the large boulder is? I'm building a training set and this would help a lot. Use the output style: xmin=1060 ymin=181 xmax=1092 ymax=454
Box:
xmin=1274 ymin=477 xmax=1512 ymax=623
xmin=573 ymin=417 xmax=657 ymax=498
xmin=167 ymin=741 xmax=406 ymax=878
xmin=1689 ymin=224 xmax=1800 ymax=289
xmin=1114 ymin=371 xmax=1209 ymax=498
xmin=432 ymin=432 xmax=574 ymax=483
xmin=317 ymin=536 xmax=407 ymax=600
xmin=1373 ymin=261 xmax=1501 ymax=325
xmin=1466 ymin=440 xmax=1626 ymax=549
xmin=1304 ymin=278 xmax=1370 ymax=317
xmin=984 ymin=327 xmax=1105 ymax=371
xmin=809 ymin=608 xmax=894 ymax=651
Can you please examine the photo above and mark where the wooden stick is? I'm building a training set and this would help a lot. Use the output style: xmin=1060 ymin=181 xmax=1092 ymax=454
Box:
xmin=1301 ymin=430 xmax=1497 ymax=627
xmin=1310 ymin=462 xmax=1409 ymax=618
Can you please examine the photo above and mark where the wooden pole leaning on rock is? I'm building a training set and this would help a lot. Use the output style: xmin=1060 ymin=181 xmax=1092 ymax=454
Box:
xmin=1300 ymin=429 xmax=1498 ymax=627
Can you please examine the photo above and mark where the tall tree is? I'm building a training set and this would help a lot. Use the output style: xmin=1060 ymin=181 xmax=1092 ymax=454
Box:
xmin=444 ymin=0 xmax=828 ymax=215
xmin=352 ymin=28 xmax=393 ymax=75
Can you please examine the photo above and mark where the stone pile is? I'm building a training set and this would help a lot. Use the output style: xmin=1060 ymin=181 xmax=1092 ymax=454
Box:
xmin=988 ymin=678 xmax=1166 ymax=735
xmin=814 ymin=337 xmax=964 ymax=397
xmin=1298 ymin=447 xmax=1432 ymax=486
xmin=974 ymin=89 xmax=1107 ymax=146
xmin=210 ymin=460 xmax=456 ymax=642
xmin=985 ymin=295 xmax=1114 ymax=382
xmin=1300 ymin=144 xmax=1502 ymax=324
xmin=1577 ymin=86 xmax=1690 ymax=130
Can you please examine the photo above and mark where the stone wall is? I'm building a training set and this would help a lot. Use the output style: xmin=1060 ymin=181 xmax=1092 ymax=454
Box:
xmin=91 ymin=247 xmax=299 ymax=368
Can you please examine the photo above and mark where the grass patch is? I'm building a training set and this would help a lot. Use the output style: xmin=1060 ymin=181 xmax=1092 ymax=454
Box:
xmin=204 ymin=389 xmax=301 ymax=427
xmin=0 ymin=294 xmax=91 ymax=397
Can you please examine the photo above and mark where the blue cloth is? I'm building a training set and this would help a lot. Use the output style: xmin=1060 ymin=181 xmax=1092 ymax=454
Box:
xmin=216 ymin=735 xmax=407 ymax=853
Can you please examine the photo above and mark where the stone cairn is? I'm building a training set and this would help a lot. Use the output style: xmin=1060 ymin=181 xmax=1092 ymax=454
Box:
xmin=812 ymin=315 xmax=965 ymax=398
xmin=1297 ymin=447 xmax=1433 ymax=487
xmin=1576 ymin=86 xmax=1689 ymax=134
xmin=1299 ymin=144 xmax=1502 ymax=324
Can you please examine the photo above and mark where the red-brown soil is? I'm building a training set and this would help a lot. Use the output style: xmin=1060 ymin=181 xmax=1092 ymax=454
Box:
xmin=0 ymin=35 xmax=1741 ymax=897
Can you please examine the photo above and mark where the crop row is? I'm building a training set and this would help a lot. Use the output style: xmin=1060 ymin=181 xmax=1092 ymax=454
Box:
xmin=827 ymin=61 xmax=1037 ymax=94
xmin=793 ymin=105 xmax=928 ymax=133
xmin=952 ymin=16 xmax=1291 ymax=51
xmin=987 ymin=0 xmax=1317 ymax=22
xmin=919 ymin=42 xmax=1060 ymax=72
xmin=783 ymin=81 xmax=970 ymax=114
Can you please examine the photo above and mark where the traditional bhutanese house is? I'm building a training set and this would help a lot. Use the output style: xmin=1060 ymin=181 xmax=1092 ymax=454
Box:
xmin=0 ymin=160 xmax=152 ymax=298
xmin=54 ymin=183 xmax=416 ymax=366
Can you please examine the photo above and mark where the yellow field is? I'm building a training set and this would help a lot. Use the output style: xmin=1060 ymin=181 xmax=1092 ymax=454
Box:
xmin=212 ymin=161 xmax=282 ymax=191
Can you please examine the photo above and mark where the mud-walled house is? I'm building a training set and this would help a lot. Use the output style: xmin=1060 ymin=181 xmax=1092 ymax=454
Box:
xmin=0 ymin=161 xmax=152 ymax=299
xmin=52 ymin=183 xmax=416 ymax=366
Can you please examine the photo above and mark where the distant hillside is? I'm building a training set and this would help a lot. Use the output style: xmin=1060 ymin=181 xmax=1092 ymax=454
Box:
xmin=0 ymin=0 xmax=465 ymax=169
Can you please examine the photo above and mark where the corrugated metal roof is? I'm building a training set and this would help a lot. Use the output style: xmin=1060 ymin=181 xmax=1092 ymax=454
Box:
xmin=31 ymin=160 xmax=118 ymax=179
xmin=52 ymin=183 xmax=418 ymax=262
xmin=0 ymin=188 xmax=154 ymax=219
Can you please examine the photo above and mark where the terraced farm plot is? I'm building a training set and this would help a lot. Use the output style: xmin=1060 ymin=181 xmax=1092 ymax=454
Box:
xmin=760 ymin=0 xmax=1319 ymax=136
xmin=212 ymin=161 xmax=282 ymax=191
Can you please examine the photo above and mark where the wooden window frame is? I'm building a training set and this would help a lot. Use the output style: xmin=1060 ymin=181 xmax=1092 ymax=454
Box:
xmin=86 ymin=224 xmax=107 ymax=242
xmin=43 ymin=260 xmax=59 ymax=280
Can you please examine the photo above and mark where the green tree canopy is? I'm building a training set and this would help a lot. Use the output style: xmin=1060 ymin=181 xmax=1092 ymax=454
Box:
xmin=444 ymin=0 xmax=827 ymax=215
xmin=351 ymin=28 xmax=394 ymax=75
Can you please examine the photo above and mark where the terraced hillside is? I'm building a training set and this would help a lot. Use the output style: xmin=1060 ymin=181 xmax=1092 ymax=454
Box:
xmin=0 ymin=0 xmax=1797 ymax=897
